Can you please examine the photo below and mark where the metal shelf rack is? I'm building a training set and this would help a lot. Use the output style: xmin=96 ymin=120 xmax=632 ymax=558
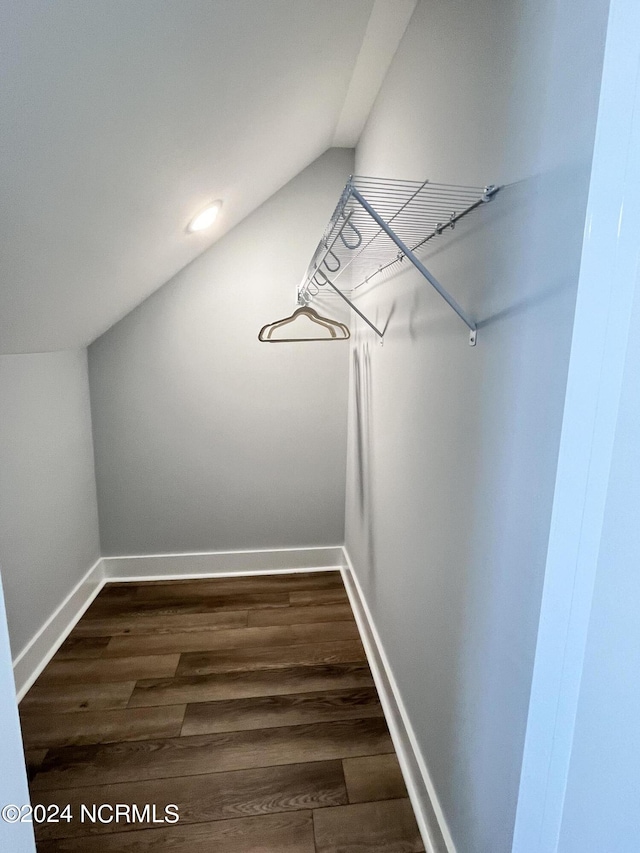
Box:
xmin=298 ymin=176 xmax=499 ymax=345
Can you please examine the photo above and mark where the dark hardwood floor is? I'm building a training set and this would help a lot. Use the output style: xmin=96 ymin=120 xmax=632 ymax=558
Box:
xmin=19 ymin=570 xmax=424 ymax=852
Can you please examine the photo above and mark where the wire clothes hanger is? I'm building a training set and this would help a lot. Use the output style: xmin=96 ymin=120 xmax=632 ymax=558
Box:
xmin=258 ymin=306 xmax=350 ymax=342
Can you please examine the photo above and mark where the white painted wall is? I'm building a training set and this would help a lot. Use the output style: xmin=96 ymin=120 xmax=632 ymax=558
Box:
xmin=0 ymin=350 xmax=101 ymax=659
xmin=513 ymin=1 xmax=640 ymax=847
xmin=558 ymin=250 xmax=640 ymax=853
xmin=0 ymin=575 xmax=35 ymax=852
xmin=89 ymin=148 xmax=352 ymax=556
xmin=345 ymin=1 xmax=609 ymax=851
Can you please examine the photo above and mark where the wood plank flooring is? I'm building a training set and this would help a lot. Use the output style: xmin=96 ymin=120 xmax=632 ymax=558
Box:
xmin=20 ymin=570 xmax=424 ymax=852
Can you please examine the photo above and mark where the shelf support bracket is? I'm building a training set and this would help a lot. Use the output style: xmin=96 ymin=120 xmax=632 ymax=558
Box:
xmin=350 ymin=187 xmax=478 ymax=345
xmin=303 ymin=270 xmax=384 ymax=339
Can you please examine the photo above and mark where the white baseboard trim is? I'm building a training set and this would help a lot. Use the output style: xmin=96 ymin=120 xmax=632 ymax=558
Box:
xmin=103 ymin=546 xmax=346 ymax=582
xmin=13 ymin=558 xmax=106 ymax=702
xmin=12 ymin=547 xmax=345 ymax=700
xmin=12 ymin=538 xmax=449 ymax=853
xmin=341 ymin=547 xmax=456 ymax=853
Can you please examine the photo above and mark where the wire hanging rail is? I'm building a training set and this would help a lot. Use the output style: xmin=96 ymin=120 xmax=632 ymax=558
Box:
xmin=298 ymin=176 xmax=499 ymax=345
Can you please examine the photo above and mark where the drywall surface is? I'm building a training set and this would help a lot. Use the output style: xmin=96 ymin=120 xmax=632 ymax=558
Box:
xmin=557 ymin=271 xmax=640 ymax=851
xmin=0 ymin=0 xmax=375 ymax=354
xmin=551 ymin=13 xmax=640 ymax=842
xmin=345 ymin=1 xmax=609 ymax=851
xmin=90 ymin=148 xmax=352 ymax=556
xmin=0 ymin=575 xmax=35 ymax=851
xmin=0 ymin=350 xmax=100 ymax=658
xmin=511 ymin=3 xmax=640 ymax=846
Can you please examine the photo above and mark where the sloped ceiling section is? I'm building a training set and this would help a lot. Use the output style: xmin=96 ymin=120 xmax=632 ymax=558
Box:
xmin=0 ymin=0 xmax=415 ymax=354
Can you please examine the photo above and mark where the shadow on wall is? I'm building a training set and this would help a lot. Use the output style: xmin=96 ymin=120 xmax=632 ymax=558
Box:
xmin=344 ymin=154 xmax=595 ymax=850
xmin=348 ymin=171 xmax=588 ymax=346
xmin=472 ymin=169 xmax=592 ymax=332
xmin=352 ymin=343 xmax=377 ymax=584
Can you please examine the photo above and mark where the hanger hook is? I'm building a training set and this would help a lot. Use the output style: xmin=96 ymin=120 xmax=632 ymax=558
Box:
xmin=323 ymin=247 xmax=341 ymax=273
xmin=314 ymin=269 xmax=331 ymax=287
xmin=339 ymin=217 xmax=362 ymax=250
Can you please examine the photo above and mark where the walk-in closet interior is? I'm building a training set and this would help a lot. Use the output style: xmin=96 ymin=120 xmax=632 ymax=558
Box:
xmin=1 ymin=1 xmax=636 ymax=852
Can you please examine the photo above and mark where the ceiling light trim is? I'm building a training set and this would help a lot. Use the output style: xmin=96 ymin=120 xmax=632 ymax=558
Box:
xmin=187 ymin=201 xmax=223 ymax=233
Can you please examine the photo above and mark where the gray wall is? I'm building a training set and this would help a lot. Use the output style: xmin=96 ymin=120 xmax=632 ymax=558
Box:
xmin=89 ymin=148 xmax=352 ymax=556
xmin=345 ymin=1 xmax=608 ymax=851
xmin=558 ymin=259 xmax=640 ymax=852
xmin=0 ymin=574 xmax=35 ymax=852
xmin=0 ymin=350 xmax=100 ymax=658
xmin=512 ymin=4 xmax=640 ymax=845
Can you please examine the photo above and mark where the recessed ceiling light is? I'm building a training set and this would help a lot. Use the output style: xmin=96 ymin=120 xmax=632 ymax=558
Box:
xmin=187 ymin=201 xmax=222 ymax=233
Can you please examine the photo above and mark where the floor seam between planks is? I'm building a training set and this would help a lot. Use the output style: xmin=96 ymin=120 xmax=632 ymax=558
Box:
xmin=21 ymin=571 xmax=424 ymax=852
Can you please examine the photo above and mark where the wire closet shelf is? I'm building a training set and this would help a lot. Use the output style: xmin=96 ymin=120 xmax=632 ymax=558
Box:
xmin=298 ymin=176 xmax=499 ymax=345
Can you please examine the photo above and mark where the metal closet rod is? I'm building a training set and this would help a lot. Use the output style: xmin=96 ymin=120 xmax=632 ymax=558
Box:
xmin=351 ymin=187 xmax=476 ymax=334
xmin=359 ymin=190 xmax=499 ymax=278
xmin=300 ymin=180 xmax=499 ymax=345
xmin=312 ymin=269 xmax=385 ymax=338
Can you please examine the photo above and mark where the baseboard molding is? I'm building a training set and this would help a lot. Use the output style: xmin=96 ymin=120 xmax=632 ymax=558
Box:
xmin=12 ymin=538 xmax=448 ymax=853
xmin=13 ymin=558 xmax=106 ymax=702
xmin=341 ymin=547 xmax=456 ymax=853
xmin=12 ymin=543 xmax=453 ymax=850
xmin=12 ymin=547 xmax=345 ymax=700
xmin=103 ymin=546 xmax=346 ymax=581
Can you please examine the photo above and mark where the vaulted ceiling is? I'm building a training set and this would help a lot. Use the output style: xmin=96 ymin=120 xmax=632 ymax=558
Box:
xmin=0 ymin=0 xmax=417 ymax=354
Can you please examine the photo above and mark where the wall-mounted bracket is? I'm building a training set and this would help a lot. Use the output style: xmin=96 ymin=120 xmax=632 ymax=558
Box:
xmin=299 ymin=269 xmax=384 ymax=338
xmin=298 ymin=177 xmax=499 ymax=345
